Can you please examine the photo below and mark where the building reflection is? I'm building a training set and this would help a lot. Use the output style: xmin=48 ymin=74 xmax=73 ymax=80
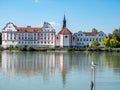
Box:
xmin=1 ymin=51 xmax=91 ymax=87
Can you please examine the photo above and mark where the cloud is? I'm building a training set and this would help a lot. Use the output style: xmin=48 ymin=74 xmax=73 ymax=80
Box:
xmin=34 ymin=0 xmax=39 ymax=3
xmin=49 ymin=22 xmax=60 ymax=27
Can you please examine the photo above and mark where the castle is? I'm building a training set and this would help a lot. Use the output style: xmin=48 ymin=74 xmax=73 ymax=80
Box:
xmin=1 ymin=16 xmax=106 ymax=48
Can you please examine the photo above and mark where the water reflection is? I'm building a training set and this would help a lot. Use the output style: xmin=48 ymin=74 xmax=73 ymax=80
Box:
xmin=1 ymin=51 xmax=120 ymax=90
xmin=1 ymin=51 xmax=120 ymax=76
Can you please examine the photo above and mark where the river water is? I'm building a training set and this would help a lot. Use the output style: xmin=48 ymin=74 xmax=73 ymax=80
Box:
xmin=0 ymin=51 xmax=120 ymax=90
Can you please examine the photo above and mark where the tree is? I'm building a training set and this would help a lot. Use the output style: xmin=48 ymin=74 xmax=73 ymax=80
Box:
xmin=110 ymin=38 xmax=120 ymax=47
xmin=112 ymin=28 xmax=120 ymax=42
xmin=91 ymin=40 xmax=100 ymax=47
xmin=92 ymin=28 xmax=98 ymax=32
xmin=102 ymin=37 xmax=110 ymax=47
xmin=0 ymin=32 xmax=2 ymax=45
xmin=108 ymin=33 xmax=112 ymax=39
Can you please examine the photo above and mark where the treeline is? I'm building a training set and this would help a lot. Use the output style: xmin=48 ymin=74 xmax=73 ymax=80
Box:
xmin=102 ymin=28 xmax=120 ymax=48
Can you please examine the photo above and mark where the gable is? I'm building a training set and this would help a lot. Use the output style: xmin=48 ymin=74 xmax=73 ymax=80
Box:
xmin=2 ymin=22 xmax=17 ymax=32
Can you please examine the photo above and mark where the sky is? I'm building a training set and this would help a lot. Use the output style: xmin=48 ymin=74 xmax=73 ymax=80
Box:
xmin=0 ymin=0 xmax=120 ymax=34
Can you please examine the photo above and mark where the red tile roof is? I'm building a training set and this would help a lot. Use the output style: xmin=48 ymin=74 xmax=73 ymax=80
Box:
xmin=17 ymin=27 xmax=41 ymax=32
xmin=58 ymin=27 xmax=72 ymax=34
xmin=83 ymin=32 xmax=99 ymax=36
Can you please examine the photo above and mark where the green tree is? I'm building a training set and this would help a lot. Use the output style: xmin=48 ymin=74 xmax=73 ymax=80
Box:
xmin=110 ymin=38 xmax=120 ymax=47
xmin=0 ymin=32 xmax=2 ymax=45
xmin=112 ymin=28 xmax=120 ymax=42
xmin=92 ymin=28 xmax=98 ymax=32
xmin=91 ymin=40 xmax=100 ymax=47
xmin=108 ymin=33 xmax=112 ymax=39
xmin=102 ymin=37 xmax=110 ymax=47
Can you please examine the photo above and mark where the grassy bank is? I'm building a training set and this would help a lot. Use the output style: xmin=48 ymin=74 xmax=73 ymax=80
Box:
xmin=1 ymin=45 xmax=120 ymax=52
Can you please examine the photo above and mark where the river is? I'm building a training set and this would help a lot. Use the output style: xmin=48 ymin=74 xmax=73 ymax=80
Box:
xmin=0 ymin=51 xmax=120 ymax=90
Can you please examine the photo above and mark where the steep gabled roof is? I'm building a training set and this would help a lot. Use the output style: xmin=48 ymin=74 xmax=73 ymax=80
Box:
xmin=58 ymin=27 xmax=72 ymax=34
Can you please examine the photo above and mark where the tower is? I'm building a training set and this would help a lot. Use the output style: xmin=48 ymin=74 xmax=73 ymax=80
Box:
xmin=63 ymin=14 xmax=66 ymax=29
xmin=57 ymin=15 xmax=72 ymax=47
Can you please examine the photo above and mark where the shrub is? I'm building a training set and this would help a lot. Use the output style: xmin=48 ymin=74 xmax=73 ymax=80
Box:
xmin=26 ymin=46 xmax=34 ymax=51
xmin=9 ymin=45 xmax=14 ymax=50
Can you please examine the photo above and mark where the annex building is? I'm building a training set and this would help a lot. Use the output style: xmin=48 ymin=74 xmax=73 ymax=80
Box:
xmin=1 ymin=16 xmax=106 ymax=48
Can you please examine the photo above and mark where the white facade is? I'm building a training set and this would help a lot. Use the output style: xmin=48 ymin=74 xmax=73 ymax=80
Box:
xmin=72 ymin=31 xmax=106 ymax=47
xmin=2 ymin=22 xmax=106 ymax=48
xmin=2 ymin=22 xmax=56 ymax=48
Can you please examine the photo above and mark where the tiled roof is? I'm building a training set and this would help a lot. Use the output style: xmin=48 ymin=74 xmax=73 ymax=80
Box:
xmin=83 ymin=32 xmax=99 ymax=36
xmin=58 ymin=27 xmax=72 ymax=34
xmin=17 ymin=27 xmax=41 ymax=32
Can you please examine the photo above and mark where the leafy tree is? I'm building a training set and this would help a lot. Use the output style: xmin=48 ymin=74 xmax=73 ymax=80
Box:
xmin=91 ymin=40 xmax=100 ymax=47
xmin=92 ymin=28 xmax=98 ymax=32
xmin=112 ymin=28 xmax=120 ymax=42
xmin=102 ymin=37 xmax=110 ymax=47
xmin=110 ymin=38 xmax=120 ymax=47
xmin=0 ymin=32 xmax=2 ymax=45
xmin=108 ymin=33 xmax=112 ymax=39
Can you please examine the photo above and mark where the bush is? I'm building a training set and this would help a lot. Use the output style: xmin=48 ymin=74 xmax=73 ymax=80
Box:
xmin=9 ymin=45 xmax=14 ymax=50
xmin=26 ymin=46 xmax=34 ymax=51
xmin=0 ymin=45 xmax=3 ymax=50
xmin=18 ymin=46 xmax=26 ymax=51
xmin=34 ymin=47 xmax=47 ymax=51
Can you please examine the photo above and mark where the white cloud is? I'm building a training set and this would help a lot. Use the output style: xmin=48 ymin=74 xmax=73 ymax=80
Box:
xmin=49 ymin=22 xmax=60 ymax=27
xmin=34 ymin=0 xmax=39 ymax=3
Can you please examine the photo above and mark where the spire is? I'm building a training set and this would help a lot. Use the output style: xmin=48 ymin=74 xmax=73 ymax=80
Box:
xmin=63 ymin=14 xmax=66 ymax=29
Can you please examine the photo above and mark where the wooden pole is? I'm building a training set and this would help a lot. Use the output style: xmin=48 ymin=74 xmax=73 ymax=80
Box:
xmin=92 ymin=66 xmax=96 ymax=90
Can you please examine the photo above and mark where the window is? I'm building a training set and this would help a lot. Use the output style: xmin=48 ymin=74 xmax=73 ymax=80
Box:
xmin=80 ymin=38 xmax=82 ymax=41
xmin=87 ymin=38 xmax=88 ymax=41
xmin=84 ymin=38 xmax=85 ymax=41
xmin=99 ymin=38 xmax=101 ymax=41
xmin=73 ymin=37 xmax=75 ymax=40
xmin=65 ymin=35 xmax=68 ymax=38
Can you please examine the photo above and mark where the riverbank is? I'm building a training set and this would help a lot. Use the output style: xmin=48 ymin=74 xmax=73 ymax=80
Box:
xmin=1 ymin=45 xmax=120 ymax=52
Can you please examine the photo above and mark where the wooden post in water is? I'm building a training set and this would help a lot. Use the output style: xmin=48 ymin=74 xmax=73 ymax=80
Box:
xmin=91 ymin=66 xmax=96 ymax=90
xmin=93 ymin=66 xmax=96 ymax=90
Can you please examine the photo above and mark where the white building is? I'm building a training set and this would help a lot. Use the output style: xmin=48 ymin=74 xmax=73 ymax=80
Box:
xmin=72 ymin=31 xmax=106 ymax=47
xmin=1 ymin=16 xmax=106 ymax=48
xmin=2 ymin=22 xmax=56 ymax=48
xmin=56 ymin=15 xmax=72 ymax=47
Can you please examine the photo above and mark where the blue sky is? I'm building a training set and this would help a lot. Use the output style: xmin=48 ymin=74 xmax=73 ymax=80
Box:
xmin=0 ymin=0 xmax=120 ymax=34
